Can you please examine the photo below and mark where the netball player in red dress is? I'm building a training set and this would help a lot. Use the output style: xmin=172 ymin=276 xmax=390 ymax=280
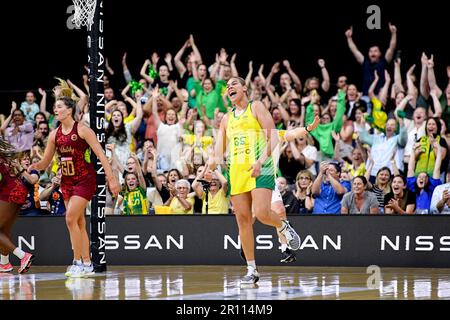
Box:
xmin=0 ymin=139 xmax=34 ymax=274
xmin=29 ymin=97 xmax=120 ymax=278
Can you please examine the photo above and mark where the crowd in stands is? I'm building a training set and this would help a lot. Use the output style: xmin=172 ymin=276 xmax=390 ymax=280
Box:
xmin=1 ymin=26 xmax=449 ymax=215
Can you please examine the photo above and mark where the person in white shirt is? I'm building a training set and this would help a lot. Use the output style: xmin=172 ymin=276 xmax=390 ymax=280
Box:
xmin=430 ymin=178 xmax=450 ymax=214
xmin=151 ymin=87 xmax=184 ymax=171
xmin=359 ymin=118 xmax=407 ymax=180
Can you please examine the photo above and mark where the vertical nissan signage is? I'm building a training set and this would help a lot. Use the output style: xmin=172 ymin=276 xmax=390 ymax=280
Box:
xmin=87 ymin=0 xmax=106 ymax=272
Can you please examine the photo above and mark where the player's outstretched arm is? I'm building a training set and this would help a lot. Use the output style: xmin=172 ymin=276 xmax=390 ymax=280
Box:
xmin=284 ymin=115 xmax=320 ymax=142
xmin=28 ymin=130 xmax=57 ymax=172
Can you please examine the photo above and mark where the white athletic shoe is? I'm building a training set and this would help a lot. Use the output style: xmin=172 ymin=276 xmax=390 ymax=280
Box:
xmin=240 ymin=267 xmax=260 ymax=288
xmin=280 ymin=220 xmax=301 ymax=251
xmin=81 ymin=263 xmax=95 ymax=277
xmin=65 ymin=262 xmax=84 ymax=278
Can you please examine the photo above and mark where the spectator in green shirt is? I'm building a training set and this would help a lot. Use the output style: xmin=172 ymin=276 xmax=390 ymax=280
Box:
xmin=192 ymin=59 xmax=227 ymax=120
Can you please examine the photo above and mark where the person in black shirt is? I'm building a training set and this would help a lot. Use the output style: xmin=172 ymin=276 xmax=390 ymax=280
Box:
xmin=345 ymin=23 xmax=398 ymax=96
xmin=293 ymin=170 xmax=314 ymax=214
xmin=279 ymin=142 xmax=305 ymax=186
xmin=277 ymin=176 xmax=300 ymax=214
xmin=384 ymin=175 xmax=416 ymax=214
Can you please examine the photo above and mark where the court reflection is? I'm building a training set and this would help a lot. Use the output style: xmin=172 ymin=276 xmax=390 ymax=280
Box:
xmin=1 ymin=267 xmax=450 ymax=300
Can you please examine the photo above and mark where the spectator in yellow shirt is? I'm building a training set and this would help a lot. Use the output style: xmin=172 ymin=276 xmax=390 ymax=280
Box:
xmin=192 ymin=166 xmax=229 ymax=214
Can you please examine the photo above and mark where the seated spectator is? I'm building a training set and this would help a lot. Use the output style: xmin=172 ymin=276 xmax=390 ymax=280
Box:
xmin=341 ymin=176 xmax=379 ymax=214
xmin=192 ymin=167 xmax=229 ymax=214
xmin=275 ymin=176 xmax=300 ymax=214
xmin=293 ymin=171 xmax=314 ymax=214
xmin=40 ymin=169 xmax=66 ymax=215
xmin=384 ymin=175 xmax=415 ymax=214
xmin=167 ymin=179 xmax=195 ymax=214
xmin=33 ymin=120 xmax=50 ymax=152
xmin=278 ymin=142 xmax=305 ymax=186
xmin=147 ymin=173 xmax=167 ymax=208
xmin=12 ymin=153 xmax=42 ymax=216
xmin=118 ymin=172 xmax=148 ymax=215
xmin=312 ymin=161 xmax=351 ymax=214
xmin=430 ymin=172 xmax=450 ymax=214
xmin=33 ymin=112 xmax=48 ymax=128
xmin=407 ymin=139 xmax=443 ymax=213
xmin=1 ymin=104 xmax=34 ymax=153
xmin=366 ymin=166 xmax=392 ymax=213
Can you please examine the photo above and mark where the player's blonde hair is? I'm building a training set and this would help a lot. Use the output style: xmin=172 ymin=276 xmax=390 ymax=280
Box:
xmin=53 ymin=77 xmax=80 ymax=102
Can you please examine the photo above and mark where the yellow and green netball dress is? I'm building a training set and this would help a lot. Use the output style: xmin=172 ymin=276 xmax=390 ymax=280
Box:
xmin=227 ymin=102 xmax=275 ymax=195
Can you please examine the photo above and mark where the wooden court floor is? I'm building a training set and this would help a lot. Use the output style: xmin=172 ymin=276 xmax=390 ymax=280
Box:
xmin=1 ymin=266 xmax=449 ymax=300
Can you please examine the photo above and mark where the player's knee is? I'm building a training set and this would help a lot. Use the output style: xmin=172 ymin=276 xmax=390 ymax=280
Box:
xmin=65 ymin=213 xmax=78 ymax=227
xmin=255 ymin=212 xmax=270 ymax=224
xmin=253 ymin=204 xmax=270 ymax=220
xmin=77 ymin=215 xmax=86 ymax=227
xmin=235 ymin=211 xmax=252 ymax=227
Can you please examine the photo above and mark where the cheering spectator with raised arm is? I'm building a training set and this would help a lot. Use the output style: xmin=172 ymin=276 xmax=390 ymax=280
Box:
xmin=174 ymin=35 xmax=203 ymax=87
xmin=1 ymin=103 xmax=34 ymax=153
xmin=418 ymin=54 xmax=443 ymax=107
xmin=266 ymin=61 xmax=302 ymax=96
xmin=414 ymin=117 xmax=448 ymax=178
xmin=407 ymin=138 xmax=442 ymax=213
xmin=106 ymin=92 xmax=143 ymax=169
xmin=151 ymin=86 xmax=183 ymax=171
xmin=367 ymin=70 xmax=391 ymax=132
xmin=305 ymin=89 xmax=346 ymax=160
xmin=20 ymin=91 xmax=40 ymax=124
xmin=359 ymin=117 xmax=407 ymax=181
xmin=345 ymin=23 xmax=397 ymax=95
xmin=191 ymin=55 xmax=227 ymax=120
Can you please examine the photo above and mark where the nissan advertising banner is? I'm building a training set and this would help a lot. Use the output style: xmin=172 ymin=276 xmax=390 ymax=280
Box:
xmin=12 ymin=216 xmax=450 ymax=267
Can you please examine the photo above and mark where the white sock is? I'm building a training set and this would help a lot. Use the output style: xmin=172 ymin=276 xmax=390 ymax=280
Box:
xmin=1 ymin=254 xmax=9 ymax=265
xmin=74 ymin=259 xmax=82 ymax=266
xmin=13 ymin=248 xmax=25 ymax=260
xmin=247 ymin=260 xmax=256 ymax=270
xmin=83 ymin=261 xmax=92 ymax=266
xmin=281 ymin=244 xmax=288 ymax=252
